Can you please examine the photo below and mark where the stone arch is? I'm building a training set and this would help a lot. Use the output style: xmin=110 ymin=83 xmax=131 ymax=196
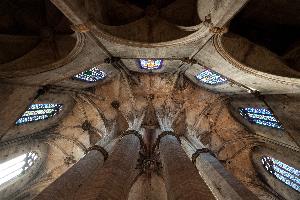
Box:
xmin=0 ymin=140 xmax=48 ymax=199
xmin=212 ymin=33 xmax=300 ymax=88
xmin=221 ymin=33 xmax=300 ymax=78
xmin=1 ymin=91 xmax=75 ymax=141
xmin=0 ymin=35 xmax=39 ymax=65
xmin=86 ymin=0 xmax=201 ymax=43
xmin=229 ymin=96 xmax=299 ymax=150
xmin=55 ymin=63 xmax=118 ymax=89
xmin=251 ymin=145 xmax=300 ymax=200
xmin=0 ymin=33 xmax=83 ymax=79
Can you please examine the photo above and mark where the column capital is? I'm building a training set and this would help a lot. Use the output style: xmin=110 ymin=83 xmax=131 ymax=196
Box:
xmin=86 ymin=145 xmax=109 ymax=161
xmin=122 ymin=130 xmax=146 ymax=152
xmin=191 ymin=148 xmax=215 ymax=164
xmin=153 ymin=131 xmax=181 ymax=152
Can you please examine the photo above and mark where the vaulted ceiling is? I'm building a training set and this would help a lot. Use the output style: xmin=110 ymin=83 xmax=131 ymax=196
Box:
xmin=0 ymin=0 xmax=299 ymax=200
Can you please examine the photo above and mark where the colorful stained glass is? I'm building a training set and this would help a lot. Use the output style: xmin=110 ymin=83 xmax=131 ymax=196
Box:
xmin=16 ymin=104 xmax=63 ymax=125
xmin=261 ymin=156 xmax=300 ymax=192
xmin=139 ymin=59 xmax=163 ymax=70
xmin=196 ymin=69 xmax=227 ymax=85
xmin=0 ymin=152 xmax=39 ymax=186
xmin=239 ymin=107 xmax=283 ymax=129
xmin=73 ymin=67 xmax=106 ymax=82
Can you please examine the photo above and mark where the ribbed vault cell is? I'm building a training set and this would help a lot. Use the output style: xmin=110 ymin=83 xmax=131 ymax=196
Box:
xmin=0 ymin=0 xmax=75 ymax=75
xmin=86 ymin=0 xmax=201 ymax=43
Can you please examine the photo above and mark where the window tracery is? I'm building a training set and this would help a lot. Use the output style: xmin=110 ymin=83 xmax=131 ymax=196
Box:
xmin=261 ymin=156 xmax=300 ymax=192
xmin=73 ymin=67 xmax=106 ymax=82
xmin=239 ymin=107 xmax=283 ymax=129
xmin=16 ymin=104 xmax=63 ymax=125
xmin=195 ymin=69 xmax=227 ymax=85
xmin=139 ymin=59 xmax=163 ymax=70
xmin=0 ymin=152 xmax=39 ymax=186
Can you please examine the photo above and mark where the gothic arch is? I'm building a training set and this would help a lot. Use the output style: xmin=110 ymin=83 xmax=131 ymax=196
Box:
xmin=2 ymin=92 xmax=74 ymax=141
xmin=229 ymin=96 xmax=300 ymax=151
xmin=251 ymin=146 xmax=300 ymax=200
xmin=221 ymin=33 xmax=300 ymax=78
xmin=0 ymin=33 xmax=79 ymax=78
xmin=0 ymin=140 xmax=48 ymax=200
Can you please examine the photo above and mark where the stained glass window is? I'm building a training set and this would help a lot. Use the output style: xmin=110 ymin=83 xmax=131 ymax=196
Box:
xmin=73 ymin=67 xmax=106 ymax=82
xmin=139 ymin=59 xmax=163 ymax=70
xmin=16 ymin=104 xmax=63 ymax=125
xmin=261 ymin=156 xmax=300 ymax=192
xmin=239 ymin=107 xmax=283 ymax=129
xmin=0 ymin=152 xmax=39 ymax=186
xmin=196 ymin=69 xmax=227 ymax=85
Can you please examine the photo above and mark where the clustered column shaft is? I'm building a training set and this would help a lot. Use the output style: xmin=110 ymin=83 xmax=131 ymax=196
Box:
xmin=34 ymin=149 xmax=106 ymax=200
xmin=158 ymin=134 xmax=215 ymax=200
xmin=75 ymin=133 xmax=140 ymax=200
xmin=35 ymin=129 xmax=255 ymax=200
xmin=181 ymin=135 xmax=259 ymax=200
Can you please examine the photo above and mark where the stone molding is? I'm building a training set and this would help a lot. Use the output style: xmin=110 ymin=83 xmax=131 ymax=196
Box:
xmin=122 ymin=130 xmax=146 ymax=152
xmin=91 ymin=19 xmax=210 ymax=48
xmin=71 ymin=24 xmax=90 ymax=33
xmin=213 ymin=34 xmax=300 ymax=86
xmin=86 ymin=145 xmax=109 ymax=161
xmin=191 ymin=148 xmax=215 ymax=164
xmin=153 ymin=131 xmax=181 ymax=152
xmin=0 ymin=33 xmax=86 ymax=78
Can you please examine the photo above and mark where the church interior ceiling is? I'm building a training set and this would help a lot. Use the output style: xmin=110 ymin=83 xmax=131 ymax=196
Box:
xmin=0 ymin=0 xmax=299 ymax=199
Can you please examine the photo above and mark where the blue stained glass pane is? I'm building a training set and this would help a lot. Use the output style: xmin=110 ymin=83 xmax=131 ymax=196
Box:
xmin=16 ymin=104 xmax=63 ymax=125
xmin=261 ymin=156 xmax=300 ymax=192
xmin=195 ymin=69 xmax=227 ymax=85
xmin=239 ymin=107 xmax=283 ymax=129
xmin=139 ymin=59 xmax=163 ymax=70
xmin=73 ymin=67 xmax=106 ymax=83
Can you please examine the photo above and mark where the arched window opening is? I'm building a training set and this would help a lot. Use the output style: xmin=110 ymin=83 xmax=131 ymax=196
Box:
xmin=261 ymin=156 xmax=300 ymax=192
xmin=138 ymin=59 xmax=163 ymax=70
xmin=73 ymin=67 xmax=106 ymax=82
xmin=195 ymin=69 xmax=227 ymax=85
xmin=0 ymin=152 xmax=39 ymax=186
xmin=239 ymin=107 xmax=283 ymax=129
xmin=16 ymin=103 xmax=63 ymax=125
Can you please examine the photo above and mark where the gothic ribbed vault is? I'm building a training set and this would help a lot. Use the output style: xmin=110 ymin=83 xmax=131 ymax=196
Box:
xmin=0 ymin=0 xmax=299 ymax=200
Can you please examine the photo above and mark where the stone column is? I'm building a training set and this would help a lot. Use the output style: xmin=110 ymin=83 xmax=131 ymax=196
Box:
xmin=181 ymin=135 xmax=259 ymax=200
xmin=75 ymin=130 xmax=141 ymax=200
xmin=157 ymin=132 xmax=215 ymax=200
xmin=34 ymin=137 xmax=117 ymax=200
